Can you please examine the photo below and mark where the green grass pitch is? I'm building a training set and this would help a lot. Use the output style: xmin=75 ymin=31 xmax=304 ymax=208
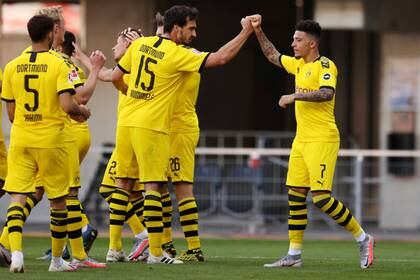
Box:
xmin=0 ymin=237 xmax=419 ymax=280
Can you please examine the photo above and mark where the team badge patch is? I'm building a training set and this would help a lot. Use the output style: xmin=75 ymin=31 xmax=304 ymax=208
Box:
xmin=323 ymin=73 xmax=331 ymax=80
xmin=68 ymin=69 xmax=80 ymax=82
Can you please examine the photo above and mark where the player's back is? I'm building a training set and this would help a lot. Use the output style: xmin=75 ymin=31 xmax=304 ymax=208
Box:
xmin=2 ymin=50 xmax=74 ymax=148
xmin=118 ymin=36 xmax=208 ymax=134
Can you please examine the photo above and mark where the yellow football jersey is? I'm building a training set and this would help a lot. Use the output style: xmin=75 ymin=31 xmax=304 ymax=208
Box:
xmin=1 ymin=50 xmax=75 ymax=148
xmin=281 ymin=55 xmax=339 ymax=142
xmin=0 ymin=68 xmax=4 ymax=143
xmin=117 ymin=36 xmax=209 ymax=134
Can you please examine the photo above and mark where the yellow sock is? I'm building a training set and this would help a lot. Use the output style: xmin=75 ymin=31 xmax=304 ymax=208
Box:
xmin=178 ymin=197 xmax=200 ymax=250
xmin=66 ymin=197 xmax=87 ymax=260
xmin=50 ymin=208 xmax=68 ymax=257
xmin=161 ymin=192 xmax=172 ymax=246
xmin=109 ymin=188 xmax=129 ymax=251
xmin=143 ymin=190 xmax=162 ymax=256
xmin=126 ymin=202 xmax=144 ymax=236
xmin=7 ymin=202 xmax=25 ymax=252
xmin=313 ymin=194 xmax=363 ymax=238
xmin=287 ymin=189 xmax=307 ymax=254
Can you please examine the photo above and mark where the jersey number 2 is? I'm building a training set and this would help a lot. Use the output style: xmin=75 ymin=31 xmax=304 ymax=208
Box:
xmin=24 ymin=74 xmax=39 ymax=112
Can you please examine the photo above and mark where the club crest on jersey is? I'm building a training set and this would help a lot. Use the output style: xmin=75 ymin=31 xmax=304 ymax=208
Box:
xmin=323 ymin=73 xmax=331 ymax=80
xmin=68 ymin=69 xmax=80 ymax=83
xmin=305 ymin=70 xmax=311 ymax=77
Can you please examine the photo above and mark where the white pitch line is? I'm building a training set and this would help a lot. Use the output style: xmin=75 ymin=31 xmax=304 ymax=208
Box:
xmin=208 ymin=256 xmax=419 ymax=263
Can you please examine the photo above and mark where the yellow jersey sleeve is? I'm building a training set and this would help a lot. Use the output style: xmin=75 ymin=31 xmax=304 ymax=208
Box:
xmin=280 ymin=55 xmax=299 ymax=75
xmin=318 ymin=57 xmax=337 ymax=90
xmin=173 ymin=47 xmax=209 ymax=72
xmin=1 ymin=63 xmax=14 ymax=101
xmin=57 ymin=61 xmax=76 ymax=95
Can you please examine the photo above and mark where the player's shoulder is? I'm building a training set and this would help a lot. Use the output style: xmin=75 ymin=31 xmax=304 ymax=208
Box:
xmin=318 ymin=56 xmax=336 ymax=70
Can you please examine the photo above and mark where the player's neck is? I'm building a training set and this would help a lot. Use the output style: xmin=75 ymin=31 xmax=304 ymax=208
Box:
xmin=31 ymin=41 xmax=50 ymax=52
xmin=303 ymin=50 xmax=320 ymax=63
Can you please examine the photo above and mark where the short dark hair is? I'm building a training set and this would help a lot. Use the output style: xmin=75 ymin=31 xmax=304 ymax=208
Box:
xmin=163 ymin=5 xmax=198 ymax=33
xmin=27 ymin=15 xmax=54 ymax=42
xmin=295 ymin=19 xmax=321 ymax=40
xmin=62 ymin=31 xmax=76 ymax=57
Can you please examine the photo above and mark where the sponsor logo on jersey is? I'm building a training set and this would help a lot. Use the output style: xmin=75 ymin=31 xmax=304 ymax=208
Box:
xmin=323 ymin=73 xmax=331 ymax=80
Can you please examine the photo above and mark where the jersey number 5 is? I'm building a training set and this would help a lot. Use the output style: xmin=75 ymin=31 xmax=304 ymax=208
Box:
xmin=135 ymin=55 xmax=157 ymax=91
xmin=24 ymin=74 xmax=39 ymax=112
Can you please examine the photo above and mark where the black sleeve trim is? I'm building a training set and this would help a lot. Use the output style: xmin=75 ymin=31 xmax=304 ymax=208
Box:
xmin=74 ymin=83 xmax=84 ymax=88
xmin=58 ymin=88 xmax=76 ymax=95
xmin=198 ymin=53 xmax=211 ymax=73
xmin=117 ymin=64 xmax=130 ymax=74
xmin=1 ymin=97 xmax=15 ymax=102
xmin=320 ymin=86 xmax=335 ymax=92
xmin=279 ymin=54 xmax=284 ymax=69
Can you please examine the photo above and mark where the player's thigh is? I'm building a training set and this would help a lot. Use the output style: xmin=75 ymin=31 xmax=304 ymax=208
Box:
xmin=115 ymin=126 xmax=138 ymax=180
xmin=132 ymin=128 xmax=169 ymax=183
xmin=169 ymin=132 xmax=199 ymax=183
xmin=38 ymin=147 xmax=70 ymax=200
xmin=305 ymin=142 xmax=339 ymax=192
xmin=286 ymin=140 xmax=310 ymax=188
xmin=4 ymin=146 xmax=37 ymax=194
xmin=0 ymin=141 xmax=7 ymax=181
xmin=75 ymin=128 xmax=91 ymax=163
xmin=66 ymin=141 xmax=81 ymax=188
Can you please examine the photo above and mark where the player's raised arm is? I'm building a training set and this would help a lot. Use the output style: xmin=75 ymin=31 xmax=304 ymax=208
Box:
xmin=248 ymin=14 xmax=282 ymax=68
xmin=204 ymin=17 xmax=254 ymax=68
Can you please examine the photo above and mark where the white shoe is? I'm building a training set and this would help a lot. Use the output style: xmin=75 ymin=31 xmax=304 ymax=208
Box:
xmin=48 ymin=259 xmax=77 ymax=272
xmin=264 ymin=254 xmax=302 ymax=268
xmin=147 ymin=254 xmax=183 ymax=265
xmin=359 ymin=234 xmax=375 ymax=269
xmin=9 ymin=251 xmax=24 ymax=273
xmin=106 ymin=249 xmax=128 ymax=262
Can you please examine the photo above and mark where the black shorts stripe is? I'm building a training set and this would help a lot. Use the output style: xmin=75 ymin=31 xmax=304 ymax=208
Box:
xmin=289 ymin=214 xmax=308 ymax=220
xmin=147 ymin=227 xmax=163 ymax=233
xmin=334 ymin=205 xmax=347 ymax=220
xmin=325 ymin=199 xmax=339 ymax=214
xmin=145 ymin=195 xmax=161 ymax=202
xmin=339 ymin=213 xmax=353 ymax=226
xmin=145 ymin=216 xmax=162 ymax=222
xmin=143 ymin=205 xmax=162 ymax=212
xmin=66 ymin=205 xmax=81 ymax=212
xmin=67 ymin=229 xmax=82 ymax=239
xmin=184 ymin=230 xmax=198 ymax=237
xmin=110 ymin=198 xmax=129 ymax=206
xmin=289 ymin=205 xmax=307 ymax=211
xmin=288 ymin=224 xmax=307 ymax=230
xmin=178 ymin=199 xmax=195 ymax=207
xmin=180 ymin=208 xmax=198 ymax=216
xmin=50 ymin=211 xmax=67 ymax=219
xmin=288 ymin=194 xmax=306 ymax=203
xmin=51 ymin=230 xmax=67 ymax=239
xmin=110 ymin=220 xmax=125 ymax=226
xmin=110 ymin=209 xmax=126 ymax=216
xmin=8 ymin=226 xmax=22 ymax=233
xmin=180 ymin=219 xmax=197 ymax=226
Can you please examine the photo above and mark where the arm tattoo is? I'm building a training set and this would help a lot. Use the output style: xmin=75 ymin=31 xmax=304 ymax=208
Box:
xmin=255 ymin=30 xmax=281 ymax=67
xmin=294 ymin=87 xmax=335 ymax=102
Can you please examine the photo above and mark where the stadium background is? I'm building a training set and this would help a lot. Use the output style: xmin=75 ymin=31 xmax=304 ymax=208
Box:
xmin=0 ymin=0 xmax=420 ymax=238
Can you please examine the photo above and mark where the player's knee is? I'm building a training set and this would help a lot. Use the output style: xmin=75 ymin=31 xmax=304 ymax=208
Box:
xmin=312 ymin=191 xmax=331 ymax=209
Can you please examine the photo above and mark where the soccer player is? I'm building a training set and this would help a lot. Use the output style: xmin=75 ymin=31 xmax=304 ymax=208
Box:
xmin=111 ymin=5 xmax=254 ymax=265
xmin=74 ymin=27 xmax=150 ymax=262
xmin=249 ymin=15 xmax=374 ymax=269
xmin=0 ymin=68 xmax=7 ymax=199
xmin=0 ymin=6 xmax=106 ymax=268
xmin=1 ymin=15 xmax=90 ymax=272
